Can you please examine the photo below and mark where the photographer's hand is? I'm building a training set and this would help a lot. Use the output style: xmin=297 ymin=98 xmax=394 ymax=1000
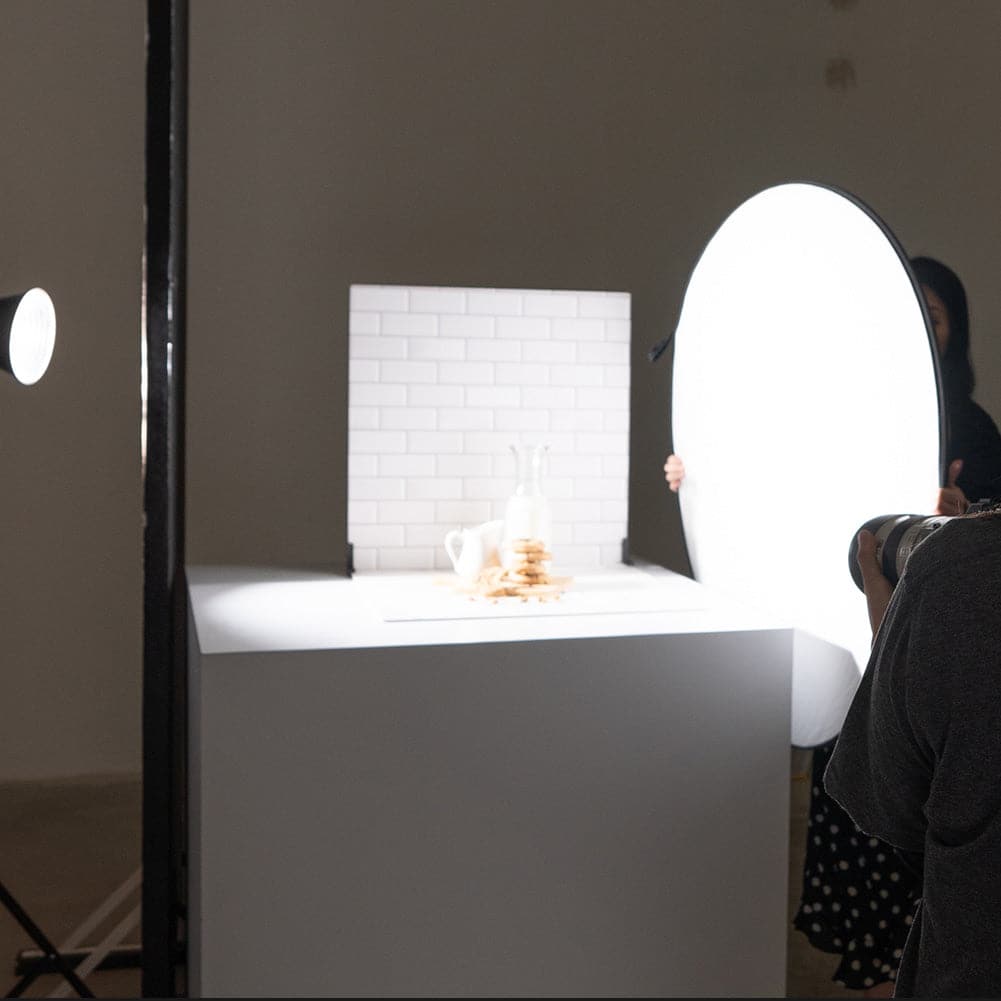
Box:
xmin=856 ymin=528 xmax=894 ymax=638
xmin=934 ymin=458 xmax=969 ymax=517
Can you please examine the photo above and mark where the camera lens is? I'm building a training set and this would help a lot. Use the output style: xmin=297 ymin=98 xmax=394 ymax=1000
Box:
xmin=848 ymin=514 xmax=951 ymax=591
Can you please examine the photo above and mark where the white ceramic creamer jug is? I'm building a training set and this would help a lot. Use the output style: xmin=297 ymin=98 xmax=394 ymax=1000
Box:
xmin=444 ymin=519 xmax=505 ymax=581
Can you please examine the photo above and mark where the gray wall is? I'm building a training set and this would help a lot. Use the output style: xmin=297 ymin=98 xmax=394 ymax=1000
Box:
xmin=5 ymin=0 xmax=1001 ymax=778
xmin=188 ymin=0 xmax=1001 ymax=580
xmin=0 ymin=3 xmax=144 ymax=780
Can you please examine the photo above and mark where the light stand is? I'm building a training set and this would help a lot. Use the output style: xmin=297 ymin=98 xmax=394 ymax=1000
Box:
xmin=0 ymin=883 xmax=92 ymax=999
xmin=142 ymin=0 xmax=189 ymax=995
xmin=6 ymin=0 xmax=190 ymax=993
xmin=0 ymin=288 xmax=92 ymax=999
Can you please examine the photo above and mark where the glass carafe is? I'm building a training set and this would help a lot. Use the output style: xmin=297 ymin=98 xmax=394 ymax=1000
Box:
xmin=502 ymin=443 xmax=552 ymax=565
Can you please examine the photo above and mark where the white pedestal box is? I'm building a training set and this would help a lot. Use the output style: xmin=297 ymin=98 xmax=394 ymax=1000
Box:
xmin=187 ymin=564 xmax=793 ymax=998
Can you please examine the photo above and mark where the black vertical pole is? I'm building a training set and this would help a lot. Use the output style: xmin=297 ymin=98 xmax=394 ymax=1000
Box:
xmin=143 ymin=0 xmax=187 ymax=996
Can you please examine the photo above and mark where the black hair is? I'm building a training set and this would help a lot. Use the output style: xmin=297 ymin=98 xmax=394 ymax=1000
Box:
xmin=909 ymin=255 xmax=976 ymax=404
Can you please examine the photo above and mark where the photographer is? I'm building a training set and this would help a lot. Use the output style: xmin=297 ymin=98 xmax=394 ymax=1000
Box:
xmin=826 ymin=509 xmax=1001 ymax=997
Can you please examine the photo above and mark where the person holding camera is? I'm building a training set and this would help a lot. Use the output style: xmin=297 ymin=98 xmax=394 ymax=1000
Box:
xmin=827 ymin=506 xmax=1001 ymax=997
xmin=663 ymin=256 xmax=1001 ymax=994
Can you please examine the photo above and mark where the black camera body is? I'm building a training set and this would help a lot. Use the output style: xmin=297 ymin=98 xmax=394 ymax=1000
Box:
xmin=849 ymin=499 xmax=1001 ymax=592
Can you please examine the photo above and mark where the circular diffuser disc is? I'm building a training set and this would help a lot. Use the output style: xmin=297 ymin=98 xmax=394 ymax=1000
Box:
xmin=671 ymin=182 xmax=942 ymax=747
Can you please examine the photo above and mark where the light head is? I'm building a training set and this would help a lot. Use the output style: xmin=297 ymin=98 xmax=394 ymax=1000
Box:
xmin=0 ymin=287 xmax=56 ymax=386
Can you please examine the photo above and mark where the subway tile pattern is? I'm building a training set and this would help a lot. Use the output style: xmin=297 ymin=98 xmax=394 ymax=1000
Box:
xmin=348 ymin=286 xmax=630 ymax=571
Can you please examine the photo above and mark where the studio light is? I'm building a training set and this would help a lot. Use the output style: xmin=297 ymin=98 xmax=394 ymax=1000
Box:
xmin=0 ymin=282 xmax=85 ymax=996
xmin=671 ymin=182 xmax=941 ymax=747
xmin=0 ymin=287 xmax=57 ymax=386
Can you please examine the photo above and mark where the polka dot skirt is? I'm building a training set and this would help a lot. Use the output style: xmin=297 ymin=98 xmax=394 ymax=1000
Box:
xmin=793 ymin=741 xmax=921 ymax=990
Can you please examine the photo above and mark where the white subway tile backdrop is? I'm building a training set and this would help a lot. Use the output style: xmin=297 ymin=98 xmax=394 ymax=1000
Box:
xmin=348 ymin=286 xmax=631 ymax=571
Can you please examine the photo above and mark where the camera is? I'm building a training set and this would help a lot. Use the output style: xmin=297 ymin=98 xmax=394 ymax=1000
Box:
xmin=847 ymin=514 xmax=950 ymax=591
xmin=848 ymin=499 xmax=1001 ymax=591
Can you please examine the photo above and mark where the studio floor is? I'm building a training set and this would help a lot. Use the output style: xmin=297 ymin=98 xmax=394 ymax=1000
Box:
xmin=1 ymin=753 xmax=855 ymax=998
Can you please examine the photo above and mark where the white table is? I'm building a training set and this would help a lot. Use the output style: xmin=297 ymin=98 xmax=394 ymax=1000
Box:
xmin=188 ymin=564 xmax=793 ymax=997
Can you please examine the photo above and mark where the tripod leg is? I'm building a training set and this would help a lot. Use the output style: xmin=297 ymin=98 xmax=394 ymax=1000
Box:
xmin=0 ymin=880 xmax=94 ymax=999
xmin=50 ymin=905 xmax=141 ymax=1000
xmin=6 ymin=971 xmax=34 ymax=999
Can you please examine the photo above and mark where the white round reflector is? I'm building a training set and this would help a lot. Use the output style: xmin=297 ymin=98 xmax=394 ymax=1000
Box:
xmin=671 ymin=182 xmax=941 ymax=747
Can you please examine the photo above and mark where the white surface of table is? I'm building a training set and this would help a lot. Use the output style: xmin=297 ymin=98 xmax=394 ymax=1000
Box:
xmin=187 ymin=562 xmax=791 ymax=654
